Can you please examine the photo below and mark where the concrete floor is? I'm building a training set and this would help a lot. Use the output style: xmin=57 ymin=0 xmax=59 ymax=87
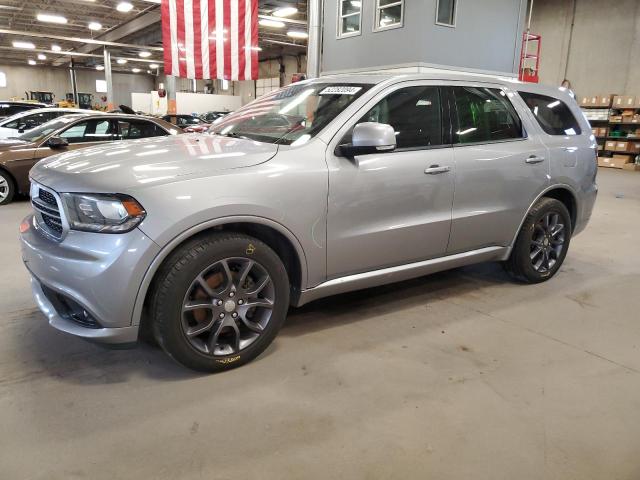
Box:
xmin=1 ymin=168 xmax=639 ymax=479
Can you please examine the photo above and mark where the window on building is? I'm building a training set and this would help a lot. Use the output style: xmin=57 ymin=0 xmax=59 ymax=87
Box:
xmin=96 ymin=79 xmax=107 ymax=93
xmin=519 ymin=92 xmax=582 ymax=136
xmin=436 ymin=0 xmax=457 ymax=27
xmin=338 ymin=0 xmax=362 ymax=38
xmin=374 ymin=0 xmax=404 ymax=31
xmin=453 ymin=86 xmax=524 ymax=144
xmin=351 ymin=86 xmax=443 ymax=149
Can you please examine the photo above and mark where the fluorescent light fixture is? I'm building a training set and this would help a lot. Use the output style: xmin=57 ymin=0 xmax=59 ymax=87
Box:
xmin=88 ymin=22 xmax=102 ymax=30
xmin=51 ymin=44 xmax=61 ymax=52
xmin=273 ymin=7 xmax=297 ymax=17
xmin=142 ymin=0 xmax=161 ymax=3
xmin=116 ymin=58 xmax=127 ymax=64
xmin=250 ymin=46 xmax=262 ymax=51
xmin=28 ymin=59 xmax=36 ymax=65
xmin=139 ymin=51 xmax=152 ymax=58
xmin=37 ymin=53 xmax=47 ymax=60
xmin=286 ymin=30 xmax=308 ymax=39
xmin=259 ymin=18 xmax=285 ymax=28
xmin=132 ymin=68 xmax=141 ymax=73
xmin=12 ymin=41 xmax=35 ymax=49
xmin=149 ymin=63 xmax=159 ymax=68
xmin=95 ymin=65 xmax=104 ymax=70
xmin=37 ymin=13 xmax=67 ymax=24
xmin=116 ymin=2 xmax=134 ymax=12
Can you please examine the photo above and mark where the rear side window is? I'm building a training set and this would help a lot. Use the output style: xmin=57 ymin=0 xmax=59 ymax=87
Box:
xmin=519 ymin=92 xmax=581 ymax=136
xmin=453 ymin=87 xmax=524 ymax=144
xmin=117 ymin=120 xmax=167 ymax=139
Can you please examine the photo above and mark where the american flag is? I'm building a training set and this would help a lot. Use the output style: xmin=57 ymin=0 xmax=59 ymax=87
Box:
xmin=161 ymin=0 xmax=259 ymax=80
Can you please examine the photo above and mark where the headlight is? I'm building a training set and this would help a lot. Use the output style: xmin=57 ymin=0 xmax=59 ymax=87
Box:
xmin=61 ymin=193 xmax=146 ymax=233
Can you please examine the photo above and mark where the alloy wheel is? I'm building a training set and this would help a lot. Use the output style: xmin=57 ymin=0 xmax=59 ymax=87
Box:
xmin=0 ymin=176 xmax=8 ymax=202
xmin=530 ymin=212 xmax=565 ymax=273
xmin=181 ymin=257 xmax=274 ymax=356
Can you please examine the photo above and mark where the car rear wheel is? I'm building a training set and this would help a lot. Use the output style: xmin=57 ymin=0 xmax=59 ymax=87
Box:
xmin=504 ymin=197 xmax=572 ymax=283
xmin=0 ymin=170 xmax=15 ymax=205
xmin=150 ymin=232 xmax=289 ymax=372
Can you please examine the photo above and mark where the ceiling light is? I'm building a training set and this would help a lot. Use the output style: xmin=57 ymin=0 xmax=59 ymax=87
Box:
xmin=12 ymin=41 xmax=35 ymax=49
xmin=286 ymin=30 xmax=308 ymax=39
xmin=36 ymin=13 xmax=68 ymax=24
xmin=132 ymin=68 xmax=141 ymax=73
xmin=259 ymin=19 xmax=285 ymax=28
xmin=149 ymin=63 xmax=159 ymax=68
xmin=142 ymin=0 xmax=161 ymax=3
xmin=273 ymin=7 xmax=297 ymax=17
xmin=251 ymin=46 xmax=262 ymax=51
xmin=88 ymin=22 xmax=102 ymax=30
xmin=139 ymin=51 xmax=152 ymax=58
xmin=37 ymin=53 xmax=47 ymax=60
xmin=116 ymin=58 xmax=127 ymax=64
xmin=96 ymin=65 xmax=105 ymax=70
xmin=116 ymin=2 xmax=134 ymax=12
xmin=28 ymin=59 xmax=36 ymax=65
xmin=51 ymin=44 xmax=62 ymax=52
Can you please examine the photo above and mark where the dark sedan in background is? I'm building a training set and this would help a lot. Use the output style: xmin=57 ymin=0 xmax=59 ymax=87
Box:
xmin=0 ymin=113 xmax=181 ymax=205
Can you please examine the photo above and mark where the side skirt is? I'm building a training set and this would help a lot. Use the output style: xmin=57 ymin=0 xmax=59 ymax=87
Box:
xmin=295 ymin=246 xmax=511 ymax=307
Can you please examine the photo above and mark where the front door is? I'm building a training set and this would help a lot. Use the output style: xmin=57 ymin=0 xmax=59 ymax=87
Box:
xmin=326 ymin=83 xmax=455 ymax=279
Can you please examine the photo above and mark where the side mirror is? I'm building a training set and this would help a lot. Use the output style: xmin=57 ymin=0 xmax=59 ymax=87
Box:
xmin=47 ymin=136 xmax=69 ymax=149
xmin=337 ymin=122 xmax=397 ymax=158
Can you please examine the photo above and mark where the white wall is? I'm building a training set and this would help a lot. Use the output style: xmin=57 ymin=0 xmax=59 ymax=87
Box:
xmin=175 ymin=92 xmax=242 ymax=114
xmin=0 ymin=64 xmax=155 ymax=108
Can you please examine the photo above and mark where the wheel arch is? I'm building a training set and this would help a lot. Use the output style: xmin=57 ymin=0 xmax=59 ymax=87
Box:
xmin=132 ymin=216 xmax=308 ymax=328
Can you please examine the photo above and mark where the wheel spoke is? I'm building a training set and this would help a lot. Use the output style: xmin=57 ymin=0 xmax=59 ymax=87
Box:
xmin=185 ymin=318 xmax=217 ymax=337
xmin=182 ymin=300 xmax=214 ymax=312
xmin=207 ymin=317 xmax=240 ymax=354
xmin=530 ymin=247 xmax=543 ymax=260
xmin=196 ymin=275 xmax=216 ymax=297
xmin=237 ymin=310 xmax=264 ymax=333
xmin=550 ymin=223 xmax=564 ymax=237
xmin=219 ymin=259 xmax=234 ymax=294
xmin=244 ymin=298 xmax=274 ymax=309
xmin=244 ymin=275 xmax=270 ymax=296
xmin=237 ymin=260 xmax=255 ymax=289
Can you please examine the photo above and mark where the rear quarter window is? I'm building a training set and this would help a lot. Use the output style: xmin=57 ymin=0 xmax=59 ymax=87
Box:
xmin=519 ymin=92 xmax=582 ymax=136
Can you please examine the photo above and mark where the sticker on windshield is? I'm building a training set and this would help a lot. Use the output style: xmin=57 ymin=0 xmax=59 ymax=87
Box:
xmin=319 ymin=86 xmax=362 ymax=95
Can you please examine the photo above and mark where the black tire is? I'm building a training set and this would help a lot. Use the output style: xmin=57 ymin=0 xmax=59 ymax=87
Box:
xmin=504 ymin=197 xmax=572 ymax=283
xmin=149 ymin=232 xmax=290 ymax=372
xmin=0 ymin=170 xmax=16 ymax=206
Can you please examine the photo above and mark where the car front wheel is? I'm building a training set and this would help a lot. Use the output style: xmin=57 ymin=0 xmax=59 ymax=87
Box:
xmin=0 ymin=170 xmax=15 ymax=205
xmin=150 ymin=232 xmax=290 ymax=372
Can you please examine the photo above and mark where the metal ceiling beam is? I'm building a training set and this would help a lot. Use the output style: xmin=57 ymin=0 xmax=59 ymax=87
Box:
xmin=261 ymin=39 xmax=307 ymax=48
xmin=0 ymin=46 xmax=162 ymax=64
xmin=257 ymin=14 xmax=307 ymax=26
xmin=0 ymin=28 xmax=163 ymax=51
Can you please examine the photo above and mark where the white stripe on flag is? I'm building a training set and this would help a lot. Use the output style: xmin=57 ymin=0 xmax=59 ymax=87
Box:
xmin=169 ymin=0 xmax=179 ymax=76
xmin=184 ymin=0 xmax=195 ymax=78
xmin=200 ymin=0 xmax=210 ymax=79
xmin=230 ymin=0 xmax=238 ymax=81
xmin=244 ymin=0 xmax=252 ymax=80
xmin=215 ymin=0 xmax=224 ymax=79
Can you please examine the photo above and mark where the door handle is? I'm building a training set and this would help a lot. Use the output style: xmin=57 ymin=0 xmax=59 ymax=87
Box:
xmin=424 ymin=165 xmax=451 ymax=175
xmin=525 ymin=155 xmax=545 ymax=164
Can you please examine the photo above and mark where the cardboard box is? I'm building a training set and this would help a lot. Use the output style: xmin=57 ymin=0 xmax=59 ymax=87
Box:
xmin=626 ymin=142 xmax=640 ymax=153
xmin=610 ymin=115 xmax=622 ymax=123
xmin=623 ymin=96 xmax=636 ymax=108
xmin=621 ymin=109 xmax=635 ymax=117
xmin=598 ymin=155 xmax=632 ymax=168
xmin=605 ymin=140 xmax=617 ymax=150
xmin=599 ymin=94 xmax=614 ymax=107
xmin=615 ymin=141 xmax=629 ymax=152
xmin=599 ymin=127 xmax=609 ymax=137
xmin=622 ymin=162 xmax=640 ymax=171
xmin=613 ymin=95 xmax=625 ymax=108
xmin=591 ymin=127 xmax=599 ymax=136
xmin=589 ymin=96 xmax=599 ymax=106
xmin=580 ymin=95 xmax=591 ymax=106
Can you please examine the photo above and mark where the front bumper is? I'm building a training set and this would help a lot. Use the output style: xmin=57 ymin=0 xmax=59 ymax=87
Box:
xmin=20 ymin=214 xmax=161 ymax=344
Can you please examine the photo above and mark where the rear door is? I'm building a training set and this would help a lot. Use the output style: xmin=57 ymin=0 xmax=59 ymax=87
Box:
xmin=447 ymin=84 xmax=549 ymax=254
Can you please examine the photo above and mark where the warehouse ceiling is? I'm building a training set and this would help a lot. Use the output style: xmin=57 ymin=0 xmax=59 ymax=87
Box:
xmin=0 ymin=0 xmax=307 ymax=73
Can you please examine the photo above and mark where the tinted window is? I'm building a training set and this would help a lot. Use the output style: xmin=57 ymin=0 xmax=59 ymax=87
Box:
xmin=355 ymin=86 xmax=443 ymax=149
xmin=453 ymin=87 xmax=524 ymax=144
xmin=117 ymin=120 xmax=167 ymax=139
xmin=4 ymin=111 xmax=61 ymax=130
xmin=0 ymin=104 xmax=37 ymax=117
xmin=59 ymin=119 xmax=115 ymax=144
xmin=519 ymin=92 xmax=582 ymax=136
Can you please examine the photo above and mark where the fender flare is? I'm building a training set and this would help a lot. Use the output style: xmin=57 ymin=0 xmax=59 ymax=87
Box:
xmin=130 ymin=215 xmax=309 ymax=326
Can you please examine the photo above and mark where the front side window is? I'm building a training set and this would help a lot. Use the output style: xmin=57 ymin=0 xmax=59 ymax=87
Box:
xmin=519 ymin=92 xmax=582 ymax=136
xmin=210 ymin=83 xmax=372 ymax=145
xmin=453 ymin=86 xmax=524 ymax=144
xmin=375 ymin=0 xmax=404 ymax=31
xmin=436 ymin=0 xmax=457 ymax=26
xmin=338 ymin=0 xmax=362 ymax=38
xmin=59 ymin=119 xmax=115 ymax=144
xmin=352 ymin=86 xmax=443 ymax=149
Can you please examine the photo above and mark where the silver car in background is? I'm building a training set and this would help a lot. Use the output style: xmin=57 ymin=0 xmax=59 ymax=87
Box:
xmin=20 ymin=73 xmax=597 ymax=372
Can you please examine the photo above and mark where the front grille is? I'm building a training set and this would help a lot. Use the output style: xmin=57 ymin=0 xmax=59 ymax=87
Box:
xmin=30 ymin=183 xmax=64 ymax=241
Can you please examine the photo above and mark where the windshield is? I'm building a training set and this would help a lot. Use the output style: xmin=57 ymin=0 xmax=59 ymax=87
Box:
xmin=16 ymin=115 xmax=81 ymax=143
xmin=209 ymin=83 xmax=372 ymax=145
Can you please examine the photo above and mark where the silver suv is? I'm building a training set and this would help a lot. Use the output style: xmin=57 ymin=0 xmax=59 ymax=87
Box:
xmin=20 ymin=74 xmax=597 ymax=371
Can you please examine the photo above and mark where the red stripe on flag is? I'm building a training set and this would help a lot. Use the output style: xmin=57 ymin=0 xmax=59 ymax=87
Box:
xmin=176 ymin=0 xmax=187 ymax=78
xmin=250 ymin=0 xmax=258 ymax=79
xmin=223 ymin=0 xmax=231 ymax=80
xmin=208 ymin=0 xmax=216 ymax=79
xmin=237 ymin=0 xmax=246 ymax=81
xmin=193 ymin=0 xmax=203 ymax=79
xmin=161 ymin=0 xmax=172 ymax=74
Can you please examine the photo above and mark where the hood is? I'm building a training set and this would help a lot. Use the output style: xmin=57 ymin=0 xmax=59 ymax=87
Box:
xmin=0 ymin=138 xmax=33 ymax=150
xmin=29 ymin=134 xmax=279 ymax=192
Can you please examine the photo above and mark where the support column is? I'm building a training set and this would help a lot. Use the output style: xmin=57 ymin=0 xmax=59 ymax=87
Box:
xmin=69 ymin=58 xmax=78 ymax=106
xmin=307 ymin=0 xmax=322 ymax=78
xmin=166 ymin=75 xmax=177 ymax=114
xmin=103 ymin=48 xmax=114 ymax=110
